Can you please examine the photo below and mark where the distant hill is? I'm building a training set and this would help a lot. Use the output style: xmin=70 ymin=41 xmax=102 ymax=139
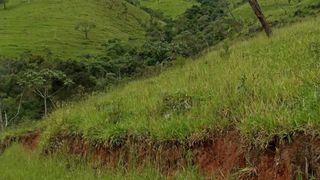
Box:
xmin=1 ymin=0 xmax=318 ymax=59
xmin=140 ymin=0 xmax=197 ymax=18
xmin=0 ymin=0 xmax=150 ymax=58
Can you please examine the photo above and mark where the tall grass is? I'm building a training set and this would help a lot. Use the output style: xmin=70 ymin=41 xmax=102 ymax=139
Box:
xmin=0 ymin=144 xmax=203 ymax=180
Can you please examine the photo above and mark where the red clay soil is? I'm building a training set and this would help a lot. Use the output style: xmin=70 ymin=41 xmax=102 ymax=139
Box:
xmin=26 ymin=129 xmax=320 ymax=179
xmin=192 ymin=130 xmax=245 ymax=179
xmin=19 ymin=130 xmax=41 ymax=151
xmin=192 ymin=130 xmax=320 ymax=179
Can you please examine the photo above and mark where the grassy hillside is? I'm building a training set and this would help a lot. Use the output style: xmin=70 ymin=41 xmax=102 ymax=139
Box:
xmin=0 ymin=0 xmax=149 ymax=59
xmin=1 ymin=0 xmax=318 ymax=59
xmin=140 ymin=0 xmax=197 ymax=18
xmin=1 ymin=17 xmax=320 ymax=178
xmin=22 ymin=16 xmax=318 ymax=146
xmin=140 ymin=0 xmax=320 ymax=22
xmin=1 ymin=7 xmax=320 ymax=180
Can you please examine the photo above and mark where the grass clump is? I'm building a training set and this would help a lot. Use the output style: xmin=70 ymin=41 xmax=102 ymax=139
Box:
xmin=160 ymin=92 xmax=193 ymax=117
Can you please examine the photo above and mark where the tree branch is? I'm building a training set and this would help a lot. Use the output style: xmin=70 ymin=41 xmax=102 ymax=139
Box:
xmin=34 ymin=89 xmax=45 ymax=98
xmin=8 ymin=91 xmax=25 ymax=123
xmin=48 ymin=86 xmax=66 ymax=98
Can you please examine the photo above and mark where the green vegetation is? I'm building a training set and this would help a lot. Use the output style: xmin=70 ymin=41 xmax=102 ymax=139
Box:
xmin=1 ymin=0 xmax=320 ymax=178
xmin=232 ymin=0 xmax=320 ymax=27
xmin=141 ymin=0 xmax=197 ymax=18
xmin=0 ymin=144 xmax=203 ymax=179
xmin=0 ymin=0 xmax=319 ymax=146
xmin=0 ymin=0 xmax=149 ymax=58
xmin=1 ymin=0 xmax=319 ymax=59
xmin=0 ymin=0 xmax=236 ymax=126
xmin=36 ymin=17 xmax=320 ymax=145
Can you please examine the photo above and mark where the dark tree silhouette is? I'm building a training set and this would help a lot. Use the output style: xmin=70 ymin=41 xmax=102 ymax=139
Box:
xmin=75 ymin=21 xmax=96 ymax=39
xmin=248 ymin=0 xmax=272 ymax=37
xmin=0 ymin=0 xmax=8 ymax=9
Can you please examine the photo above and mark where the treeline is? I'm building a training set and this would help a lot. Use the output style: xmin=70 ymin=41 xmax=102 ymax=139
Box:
xmin=144 ymin=0 xmax=242 ymax=56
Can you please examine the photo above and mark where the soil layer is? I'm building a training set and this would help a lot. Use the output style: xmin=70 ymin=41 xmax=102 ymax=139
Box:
xmin=4 ymin=129 xmax=320 ymax=179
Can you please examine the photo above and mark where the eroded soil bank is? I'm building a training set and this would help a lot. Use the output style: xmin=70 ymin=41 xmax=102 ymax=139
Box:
xmin=3 ymin=129 xmax=320 ymax=179
xmin=0 ymin=130 xmax=41 ymax=154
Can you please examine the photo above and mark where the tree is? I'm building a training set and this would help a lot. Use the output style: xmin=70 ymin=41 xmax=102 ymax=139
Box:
xmin=0 ymin=0 xmax=8 ymax=9
xmin=75 ymin=21 xmax=96 ymax=39
xmin=0 ymin=93 xmax=23 ymax=131
xmin=0 ymin=101 xmax=3 ymax=131
xmin=248 ymin=0 xmax=272 ymax=37
xmin=18 ymin=69 xmax=73 ymax=117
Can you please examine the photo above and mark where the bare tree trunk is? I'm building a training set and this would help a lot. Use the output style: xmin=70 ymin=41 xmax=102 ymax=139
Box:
xmin=8 ymin=92 xmax=24 ymax=123
xmin=85 ymin=31 xmax=88 ymax=39
xmin=44 ymin=88 xmax=48 ymax=117
xmin=0 ymin=103 xmax=4 ymax=131
xmin=4 ymin=111 xmax=8 ymax=128
xmin=248 ymin=0 xmax=272 ymax=37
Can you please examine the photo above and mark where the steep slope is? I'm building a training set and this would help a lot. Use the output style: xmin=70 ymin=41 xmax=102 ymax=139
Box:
xmin=0 ymin=0 xmax=149 ymax=58
xmin=38 ymin=16 xmax=320 ymax=143
xmin=1 ymin=16 xmax=320 ymax=179
xmin=1 ymin=15 xmax=320 ymax=179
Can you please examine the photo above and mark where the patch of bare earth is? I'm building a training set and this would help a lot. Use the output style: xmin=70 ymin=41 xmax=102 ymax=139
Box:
xmin=19 ymin=130 xmax=41 ymax=151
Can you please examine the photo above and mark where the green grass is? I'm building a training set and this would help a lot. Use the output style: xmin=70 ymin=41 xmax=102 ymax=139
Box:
xmin=232 ymin=0 xmax=320 ymax=26
xmin=30 ymin=16 xmax=320 ymax=146
xmin=0 ymin=144 xmax=203 ymax=180
xmin=140 ymin=0 xmax=197 ymax=18
xmin=0 ymin=0 xmax=149 ymax=59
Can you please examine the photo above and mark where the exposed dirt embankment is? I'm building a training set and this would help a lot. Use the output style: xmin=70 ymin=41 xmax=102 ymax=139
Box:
xmin=0 ymin=130 xmax=41 ymax=154
xmin=19 ymin=131 xmax=41 ymax=151
xmin=3 ymin=129 xmax=320 ymax=179
xmin=41 ymin=129 xmax=320 ymax=179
